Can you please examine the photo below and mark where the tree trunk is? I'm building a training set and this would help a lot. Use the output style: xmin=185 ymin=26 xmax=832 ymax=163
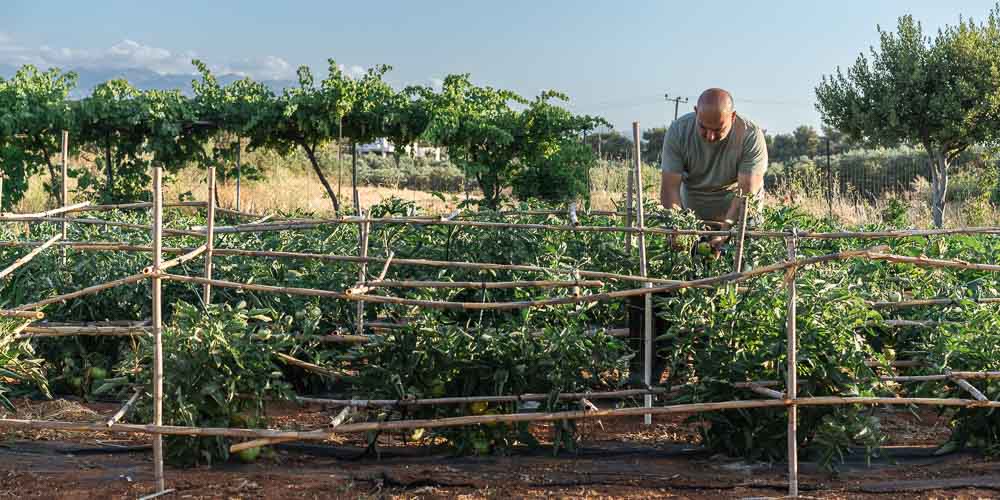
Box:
xmin=352 ymin=142 xmax=360 ymax=215
xmin=105 ymin=138 xmax=114 ymax=202
xmin=928 ymin=147 xmax=949 ymax=229
xmin=44 ymin=156 xmax=60 ymax=205
xmin=301 ymin=142 xmax=340 ymax=214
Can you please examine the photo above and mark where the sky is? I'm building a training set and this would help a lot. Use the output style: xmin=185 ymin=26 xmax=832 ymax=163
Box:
xmin=1 ymin=0 xmax=995 ymax=134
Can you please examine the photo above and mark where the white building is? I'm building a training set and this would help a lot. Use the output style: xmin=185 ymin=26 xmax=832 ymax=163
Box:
xmin=356 ymin=138 xmax=444 ymax=161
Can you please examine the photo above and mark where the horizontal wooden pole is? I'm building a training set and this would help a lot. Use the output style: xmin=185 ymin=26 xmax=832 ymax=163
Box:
xmin=2 ymin=397 xmax=999 ymax=443
xmin=68 ymin=201 xmax=205 ymax=212
xmin=0 ymin=202 xmax=91 ymax=220
xmin=24 ymin=217 xmax=203 ymax=237
xmin=204 ymin=216 xmax=1000 ymax=240
xmin=294 ymin=388 xmax=673 ymax=408
xmin=357 ymin=279 xmax=605 ymax=290
xmin=0 ymin=234 xmax=62 ymax=280
xmin=0 ymin=309 xmax=45 ymax=320
xmin=17 ymin=272 xmax=149 ymax=311
xmin=142 ymin=243 xmax=208 ymax=274
xmin=161 ymin=246 xmax=888 ymax=312
xmin=18 ymin=325 xmax=151 ymax=338
xmin=871 ymin=297 xmax=1000 ymax=309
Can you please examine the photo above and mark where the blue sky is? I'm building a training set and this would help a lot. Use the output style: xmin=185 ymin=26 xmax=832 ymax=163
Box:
xmin=1 ymin=1 xmax=995 ymax=134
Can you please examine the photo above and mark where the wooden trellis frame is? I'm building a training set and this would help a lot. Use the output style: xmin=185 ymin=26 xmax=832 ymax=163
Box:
xmin=4 ymin=168 xmax=1000 ymax=497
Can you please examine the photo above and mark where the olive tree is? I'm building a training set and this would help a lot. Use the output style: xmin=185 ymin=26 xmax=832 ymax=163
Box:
xmin=815 ymin=7 xmax=1000 ymax=227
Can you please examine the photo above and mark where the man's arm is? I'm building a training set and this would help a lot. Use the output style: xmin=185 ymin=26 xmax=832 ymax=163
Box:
xmin=719 ymin=171 xmax=764 ymax=229
xmin=660 ymin=170 xmax=684 ymax=211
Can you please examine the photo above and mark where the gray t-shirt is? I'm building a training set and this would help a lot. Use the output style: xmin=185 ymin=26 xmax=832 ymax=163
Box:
xmin=660 ymin=112 xmax=768 ymax=222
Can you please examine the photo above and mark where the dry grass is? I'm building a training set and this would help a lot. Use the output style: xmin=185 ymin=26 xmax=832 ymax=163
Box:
xmin=12 ymin=161 xmax=999 ymax=227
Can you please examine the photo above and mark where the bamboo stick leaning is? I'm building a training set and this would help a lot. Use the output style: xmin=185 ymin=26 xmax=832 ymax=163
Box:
xmin=0 ymin=234 xmax=61 ymax=280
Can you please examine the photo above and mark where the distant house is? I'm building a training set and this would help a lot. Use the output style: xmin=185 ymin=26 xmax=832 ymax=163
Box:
xmin=356 ymin=138 xmax=444 ymax=161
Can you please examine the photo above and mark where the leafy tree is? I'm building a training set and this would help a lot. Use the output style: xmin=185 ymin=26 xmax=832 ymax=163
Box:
xmin=424 ymin=74 xmax=525 ymax=208
xmin=0 ymin=65 xmax=77 ymax=207
xmin=191 ymin=60 xmax=272 ymax=199
xmin=513 ymin=91 xmax=607 ymax=204
xmin=816 ymin=7 xmax=1000 ymax=227
xmin=341 ymin=65 xmax=398 ymax=212
xmin=793 ymin=125 xmax=820 ymax=159
xmin=641 ymin=127 xmax=666 ymax=164
xmin=380 ymin=85 xmax=434 ymax=167
xmin=583 ymin=131 xmax=632 ymax=161
xmin=256 ymin=61 xmax=356 ymax=213
xmin=74 ymin=79 xmax=152 ymax=202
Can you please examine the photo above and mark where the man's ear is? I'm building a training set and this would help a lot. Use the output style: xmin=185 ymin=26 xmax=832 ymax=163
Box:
xmin=693 ymin=106 xmax=699 ymax=114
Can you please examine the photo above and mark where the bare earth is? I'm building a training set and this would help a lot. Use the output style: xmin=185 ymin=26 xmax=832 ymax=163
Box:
xmin=1 ymin=398 xmax=997 ymax=499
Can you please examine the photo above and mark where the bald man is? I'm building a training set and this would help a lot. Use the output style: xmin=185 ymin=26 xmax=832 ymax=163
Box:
xmin=660 ymin=88 xmax=768 ymax=247
xmin=626 ymin=89 xmax=768 ymax=387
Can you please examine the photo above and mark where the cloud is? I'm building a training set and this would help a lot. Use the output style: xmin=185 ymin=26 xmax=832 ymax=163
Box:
xmin=429 ymin=77 xmax=444 ymax=91
xmin=0 ymin=37 xmax=298 ymax=80
xmin=336 ymin=63 xmax=367 ymax=80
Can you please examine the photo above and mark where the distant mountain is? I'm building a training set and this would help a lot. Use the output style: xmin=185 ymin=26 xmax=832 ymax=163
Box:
xmin=0 ymin=65 xmax=297 ymax=98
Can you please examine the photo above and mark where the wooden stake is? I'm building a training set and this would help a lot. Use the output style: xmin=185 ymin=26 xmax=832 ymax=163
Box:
xmin=733 ymin=196 xmax=749 ymax=273
xmin=356 ymin=212 xmax=370 ymax=337
xmin=235 ymin=139 xmax=241 ymax=212
xmin=952 ymin=377 xmax=988 ymax=401
xmin=204 ymin=167 xmax=216 ymax=304
xmin=625 ymin=168 xmax=634 ymax=254
xmin=633 ymin=122 xmax=654 ymax=425
xmin=18 ymin=325 xmax=150 ymax=338
xmin=142 ymin=243 xmax=208 ymax=274
xmin=786 ymin=235 xmax=799 ymax=498
xmin=107 ymin=389 xmax=142 ymax=427
xmin=0 ymin=202 xmax=91 ymax=220
xmin=0 ymin=309 xmax=44 ymax=320
xmin=60 ymin=130 xmax=69 ymax=264
xmin=151 ymin=165 xmax=165 ymax=493
xmin=0 ymin=234 xmax=61 ymax=280
xmin=16 ymin=272 xmax=148 ymax=311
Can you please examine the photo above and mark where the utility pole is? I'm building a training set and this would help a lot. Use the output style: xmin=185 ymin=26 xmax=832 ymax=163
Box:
xmin=664 ymin=94 xmax=689 ymax=123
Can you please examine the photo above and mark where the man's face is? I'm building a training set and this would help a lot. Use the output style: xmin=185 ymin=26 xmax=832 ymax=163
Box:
xmin=695 ymin=107 xmax=735 ymax=143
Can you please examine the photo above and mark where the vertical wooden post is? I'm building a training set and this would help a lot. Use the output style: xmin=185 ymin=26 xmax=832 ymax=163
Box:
xmin=733 ymin=196 xmax=749 ymax=273
xmin=203 ymin=167 xmax=216 ymax=304
xmin=355 ymin=211 xmax=370 ymax=336
xmin=235 ymin=140 xmax=242 ymax=213
xmin=60 ymin=131 xmax=69 ymax=263
xmin=151 ymin=165 xmax=165 ymax=492
xmin=632 ymin=122 xmax=653 ymax=425
xmin=785 ymin=234 xmax=799 ymax=497
xmin=0 ymin=171 xmax=4 ymax=211
xmin=625 ymin=168 xmax=634 ymax=254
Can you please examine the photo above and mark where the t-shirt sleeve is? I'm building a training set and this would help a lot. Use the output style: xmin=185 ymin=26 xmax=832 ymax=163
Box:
xmin=660 ymin=123 xmax=685 ymax=174
xmin=739 ymin=127 xmax=768 ymax=176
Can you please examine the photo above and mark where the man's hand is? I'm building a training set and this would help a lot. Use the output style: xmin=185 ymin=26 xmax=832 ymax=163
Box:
xmin=707 ymin=221 xmax=733 ymax=250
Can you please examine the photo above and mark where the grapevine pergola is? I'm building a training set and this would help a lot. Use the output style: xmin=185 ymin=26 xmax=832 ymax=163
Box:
xmin=2 ymin=133 xmax=1000 ymax=498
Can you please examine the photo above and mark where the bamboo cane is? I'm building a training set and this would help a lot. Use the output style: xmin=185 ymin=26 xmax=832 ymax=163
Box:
xmin=733 ymin=196 xmax=749 ymax=273
xmin=151 ymin=166 xmax=165 ymax=493
xmin=69 ymin=201 xmax=205 ymax=213
xmin=864 ymin=252 xmax=1000 ymax=273
xmin=16 ymin=272 xmax=148 ymax=311
xmin=204 ymin=167 xmax=217 ymax=304
xmin=952 ymin=377 xmax=988 ymax=402
xmin=60 ymin=131 xmax=69 ymax=265
xmin=34 ymin=320 xmax=149 ymax=327
xmin=568 ymin=202 xmax=579 ymax=226
xmin=440 ymin=209 xmax=462 ymax=222
xmin=230 ymin=406 xmax=353 ymax=453
xmin=6 ymin=397 xmax=1000 ymax=443
xmin=870 ymin=297 xmax=1000 ymax=309
xmin=0 ymin=310 xmax=44 ymax=319
xmin=747 ymin=383 xmax=785 ymax=400
xmin=632 ymin=122 xmax=654 ymax=426
xmin=0 ymin=202 xmax=91 ymax=220
xmin=294 ymin=388 xmax=672 ymax=408
xmin=356 ymin=214 xmax=370 ymax=337
xmin=275 ymin=352 xmax=340 ymax=379
xmin=314 ymin=334 xmax=370 ymax=344
xmin=142 ymin=243 xmax=207 ymax=274
xmin=107 ymin=389 xmax=142 ymax=427
xmin=785 ymin=235 xmax=799 ymax=498
xmin=0 ymin=234 xmax=61 ymax=280
xmin=625 ymin=169 xmax=634 ymax=253
xmin=161 ymin=245 xmax=889 ymax=312
xmin=17 ymin=326 xmax=151 ymax=338
xmin=355 ymin=279 xmax=605 ymax=290
xmin=24 ymin=217 xmax=202 ymax=237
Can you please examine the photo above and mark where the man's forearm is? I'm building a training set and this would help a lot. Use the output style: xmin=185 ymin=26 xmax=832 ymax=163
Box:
xmin=660 ymin=172 xmax=683 ymax=210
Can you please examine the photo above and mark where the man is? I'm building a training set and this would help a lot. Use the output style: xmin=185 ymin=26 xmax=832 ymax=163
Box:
xmin=660 ymin=88 xmax=768 ymax=247
xmin=627 ymin=88 xmax=768 ymax=387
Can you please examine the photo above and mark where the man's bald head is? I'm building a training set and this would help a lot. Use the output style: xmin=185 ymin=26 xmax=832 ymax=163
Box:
xmin=694 ymin=88 xmax=736 ymax=143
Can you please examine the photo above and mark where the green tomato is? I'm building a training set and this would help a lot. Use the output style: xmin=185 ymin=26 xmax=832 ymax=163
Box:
xmin=89 ymin=367 xmax=108 ymax=381
xmin=696 ymin=242 xmax=713 ymax=256
xmin=237 ymin=446 xmax=261 ymax=463
xmin=887 ymin=291 xmax=902 ymax=302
